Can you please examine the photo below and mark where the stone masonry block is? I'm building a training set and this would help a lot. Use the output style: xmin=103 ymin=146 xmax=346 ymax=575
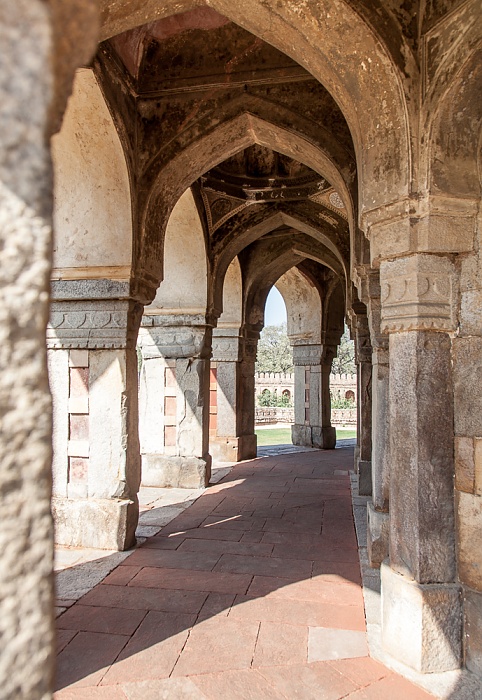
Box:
xmin=367 ymin=503 xmax=389 ymax=568
xmin=456 ymin=491 xmax=482 ymax=592
xmin=455 ymin=437 xmax=475 ymax=493
xmin=464 ymin=587 xmax=482 ymax=679
xmin=381 ymin=563 xmax=462 ymax=673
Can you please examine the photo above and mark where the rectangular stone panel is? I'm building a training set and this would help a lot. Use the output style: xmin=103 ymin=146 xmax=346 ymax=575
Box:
xmin=164 ymin=396 xmax=176 ymax=417
xmin=69 ymin=457 xmax=88 ymax=483
xmin=165 ymin=366 xmax=177 ymax=388
xmin=453 ymin=337 xmax=482 ymax=436
xmin=455 ymin=437 xmax=475 ymax=493
xmin=69 ymin=349 xmax=89 ymax=368
xmin=70 ymin=367 xmax=89 ymax=398
xmin=69 ymin=414 xmax=89 ymax=441
xmin=456 ymin=491 xmax=482 ymax=592
xmin=165 ymin=425 xmax=176 ymax=447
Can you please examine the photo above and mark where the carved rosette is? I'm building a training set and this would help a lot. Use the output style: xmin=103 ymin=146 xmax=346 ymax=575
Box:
xmin=380 ymin=255 xmax=456 ymax=334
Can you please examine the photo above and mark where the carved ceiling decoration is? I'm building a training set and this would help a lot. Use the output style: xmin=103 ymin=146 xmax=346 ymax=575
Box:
xmin=199 ymin=146 xmax=347 ymax=235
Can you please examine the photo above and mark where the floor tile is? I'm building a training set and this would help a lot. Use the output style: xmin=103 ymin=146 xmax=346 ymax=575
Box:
xmin=56 ymin=631 xmax=128 ymax=690
xmin=172 ymin=617 xmax=260 ymax=676
xmin=252 ymin=620 xmax=308 ymax=667
xmin=308 ymin=627 xmax=368 ymax=662
xmin=121 ymin=677 xmax=209 ymax=700
xmin=213 ymin=553 xmax=312 ymax=579
xmin=79 ymin=584 xmax=207 ymax=614
xmin=128 ymin=566 xmax=253 ymax=594
xmin=258 ymin=661 xmax=358 ymax=700
xmin=57 ymin=604 xmax=146 ymax=636
xmin=100 ymin=611 xmax=195 ymax=685
xmin=191 ymin=669 xmax=287 ymax=700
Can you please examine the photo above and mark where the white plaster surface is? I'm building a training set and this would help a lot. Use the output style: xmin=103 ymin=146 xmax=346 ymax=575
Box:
xmin=219 ymin=256 xmax=242 ymax=326
xmin=276 ymin=268 xmax=321 ymax=343
xmin=52 ymin=69 xmax=132 ymax=271
xmin=150 ymin=188 xmax=207 ymax=312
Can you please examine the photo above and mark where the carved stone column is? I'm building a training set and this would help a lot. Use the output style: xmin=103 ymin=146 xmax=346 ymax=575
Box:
xmin=379 ymin=254 xmax=461 ymax=673
xmin=354 ymin=315 xmax=372 ymax=495
xmin=291 ymin=344 xmax=323 ymax=448
xmin=138 ymin=314 xmax=212 ymax=489
xmin=47 ymin=282 xmax=142 ymax=550
xmin=210 ymin=327 xmax=255 ymax=461
xmin=237 ymin=328 xmax=259 ymax=458
xmin=366 ymin=271 xmax=390 ymax=567
xmin=321 ymin=344 xmax=337 ymax=449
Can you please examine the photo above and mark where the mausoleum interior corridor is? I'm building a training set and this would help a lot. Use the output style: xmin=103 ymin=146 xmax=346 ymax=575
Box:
xmin=0 ymin=1 xmax=481 ymax=698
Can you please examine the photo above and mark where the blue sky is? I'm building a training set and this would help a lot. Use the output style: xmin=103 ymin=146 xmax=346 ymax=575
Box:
xmin=265 ymin=286 xmax=287 ymax=326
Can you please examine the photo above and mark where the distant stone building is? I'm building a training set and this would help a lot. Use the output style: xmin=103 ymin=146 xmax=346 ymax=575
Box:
xmin=255 ymin=372 xmax=357 ymax=404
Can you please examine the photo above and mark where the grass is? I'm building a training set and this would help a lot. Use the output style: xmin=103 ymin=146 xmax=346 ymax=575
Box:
xmin=255 ymin=426 xmax=357 ymax=446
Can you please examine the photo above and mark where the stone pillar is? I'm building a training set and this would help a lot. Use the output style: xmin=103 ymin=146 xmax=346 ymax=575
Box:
xmin=48 ymin=286 xmax=142 ymax=550
xmin=321 ymin=345 xmax=337 ymax=449
xmin=379 ymin=254 xmax=462 ymax=673
xmin=366 ymin=345 xmax=390 ymax=565
xmin=238 ymin=329 xmax=258 ymax=457
xmin=354 ymin=318 xmax=372 ymax=495
xmin=291 ymin=344 xmax=322 ymax=447
xmin=209 ymin=327 xmax=256 ymax=461
xmin=138 ymin=315 xmax=212 ymax=488
xmin=365 ymin=271 xmax=390 ymax=567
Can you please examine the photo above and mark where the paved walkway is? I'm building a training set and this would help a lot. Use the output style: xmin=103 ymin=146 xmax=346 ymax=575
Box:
xmin=55 ymin=445 xmax=434 ymax=699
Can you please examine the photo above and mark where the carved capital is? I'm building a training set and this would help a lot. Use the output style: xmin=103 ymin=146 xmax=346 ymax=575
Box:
xmin=292 ymin=344 xmax=323 ymax=366
xmin=139 ymin=324 xmax=210 ymax=359
xmin=212 ymin=332 xmax=241 ymax=362
xmin=47 ymin=300 xmax=140 ymax=349
xmin=380 ymin=254 xmax=456 ymax=334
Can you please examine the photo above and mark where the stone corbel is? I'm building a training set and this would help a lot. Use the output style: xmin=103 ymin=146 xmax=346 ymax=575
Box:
xmin=292 ymin=344 xmax=323 ymax=367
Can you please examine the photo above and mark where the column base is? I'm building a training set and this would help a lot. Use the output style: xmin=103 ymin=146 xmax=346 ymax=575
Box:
xmin=367 ymin=503 xmax=389 ymax=568
xmin=210 ymin=434 xmax=256 ymax=462
xmin=292 ymin=423 xmax=312 ymax=447
xmin=141 ymin=454 xmax=211 ymax=489
xmin=464 ymin=587 xmax=482 ymax=679
xmin=358 ymin=460 xmax=372 ymax=496
xmin=52 ymin=497 xmax=138 ymax=551
xmin=321 ymin=426 xmax=336 ymax=449
xmin=381 ymin=563 xmax=462 ymax=673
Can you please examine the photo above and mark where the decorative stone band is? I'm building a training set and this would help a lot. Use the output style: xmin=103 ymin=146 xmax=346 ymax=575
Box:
xmin=138 ymin=324 xmax=210 ymax=359
xmin=212 ymin=336 xmax=241 ymax=363
xmin=47 ymin=300 xmax=139 ymax=349
xmin=380 ymin=254 xmax=456 ymax=334
xmin=292 ymin=344 xmax=323 ymax=366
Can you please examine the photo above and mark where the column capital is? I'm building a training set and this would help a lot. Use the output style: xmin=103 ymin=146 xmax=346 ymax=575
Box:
xmin=139 ymin=319 xmax=211 ymax=359
xmin=212 ymin=328 xmax=242 ymax=362
xmin=292 ymin=343 xmax=323 ymax=366
xmin=47 ymin=299 xmax=142 ymax=350
xmin=380 ymin=254 xmax=456 ymax=334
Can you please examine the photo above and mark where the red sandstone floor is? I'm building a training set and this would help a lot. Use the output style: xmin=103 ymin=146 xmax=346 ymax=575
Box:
xmin=55 ymin=446 xmax=434 ymax=699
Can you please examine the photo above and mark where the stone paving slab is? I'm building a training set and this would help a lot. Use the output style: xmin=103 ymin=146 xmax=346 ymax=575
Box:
xmin=55 ymin=445 xmax=436 ymax=699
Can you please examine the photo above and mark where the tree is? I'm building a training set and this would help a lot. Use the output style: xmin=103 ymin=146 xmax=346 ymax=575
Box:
xmin=330 ymin=325 xmax=356 ymax=375
xmin=256 ymin=323 xmax=294 ymax=373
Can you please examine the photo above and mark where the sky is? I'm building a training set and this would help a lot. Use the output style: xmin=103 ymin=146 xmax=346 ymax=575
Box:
xmin=264 ymin=286 xmax=287 ymax=326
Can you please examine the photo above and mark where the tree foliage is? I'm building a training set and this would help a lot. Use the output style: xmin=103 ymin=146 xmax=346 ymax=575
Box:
xmin=256 ymin=323 xmax=294 ymax=373
xmin=331 ymin=326 xmax=356 ymax=375
xmin=257 ymin=390 xmax=293 ymax=407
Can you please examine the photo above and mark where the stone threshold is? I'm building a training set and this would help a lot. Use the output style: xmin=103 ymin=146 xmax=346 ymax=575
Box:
xmin=350 ymin=474 xmax=481 ymax=700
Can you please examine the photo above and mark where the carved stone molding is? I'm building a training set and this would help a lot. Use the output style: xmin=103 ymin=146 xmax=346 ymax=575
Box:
xmin=292 ymin=344 xmax=323 ymax=366
xmin=380 ymin=254 xmax=456 ymax=334
xmin=138 ymin=324 xmax=210 ymax=359
xmin=47 ymin=300 xmax=139 ymax=349
xmin=212 ymin=332 xmax=241 ymax=363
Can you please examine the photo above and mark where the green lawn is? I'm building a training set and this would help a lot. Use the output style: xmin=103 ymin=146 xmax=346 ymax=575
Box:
xmin=255 ymin=426 xmax=357 ymax=446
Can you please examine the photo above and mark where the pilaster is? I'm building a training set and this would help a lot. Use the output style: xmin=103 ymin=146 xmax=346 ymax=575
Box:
xmin=48 ymin=289 xmax=142 ymax=551
xmin=379 ymin=253 xmax=462 ymax=673
xmin=138 ymin=314 xmax=212 ymax=488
